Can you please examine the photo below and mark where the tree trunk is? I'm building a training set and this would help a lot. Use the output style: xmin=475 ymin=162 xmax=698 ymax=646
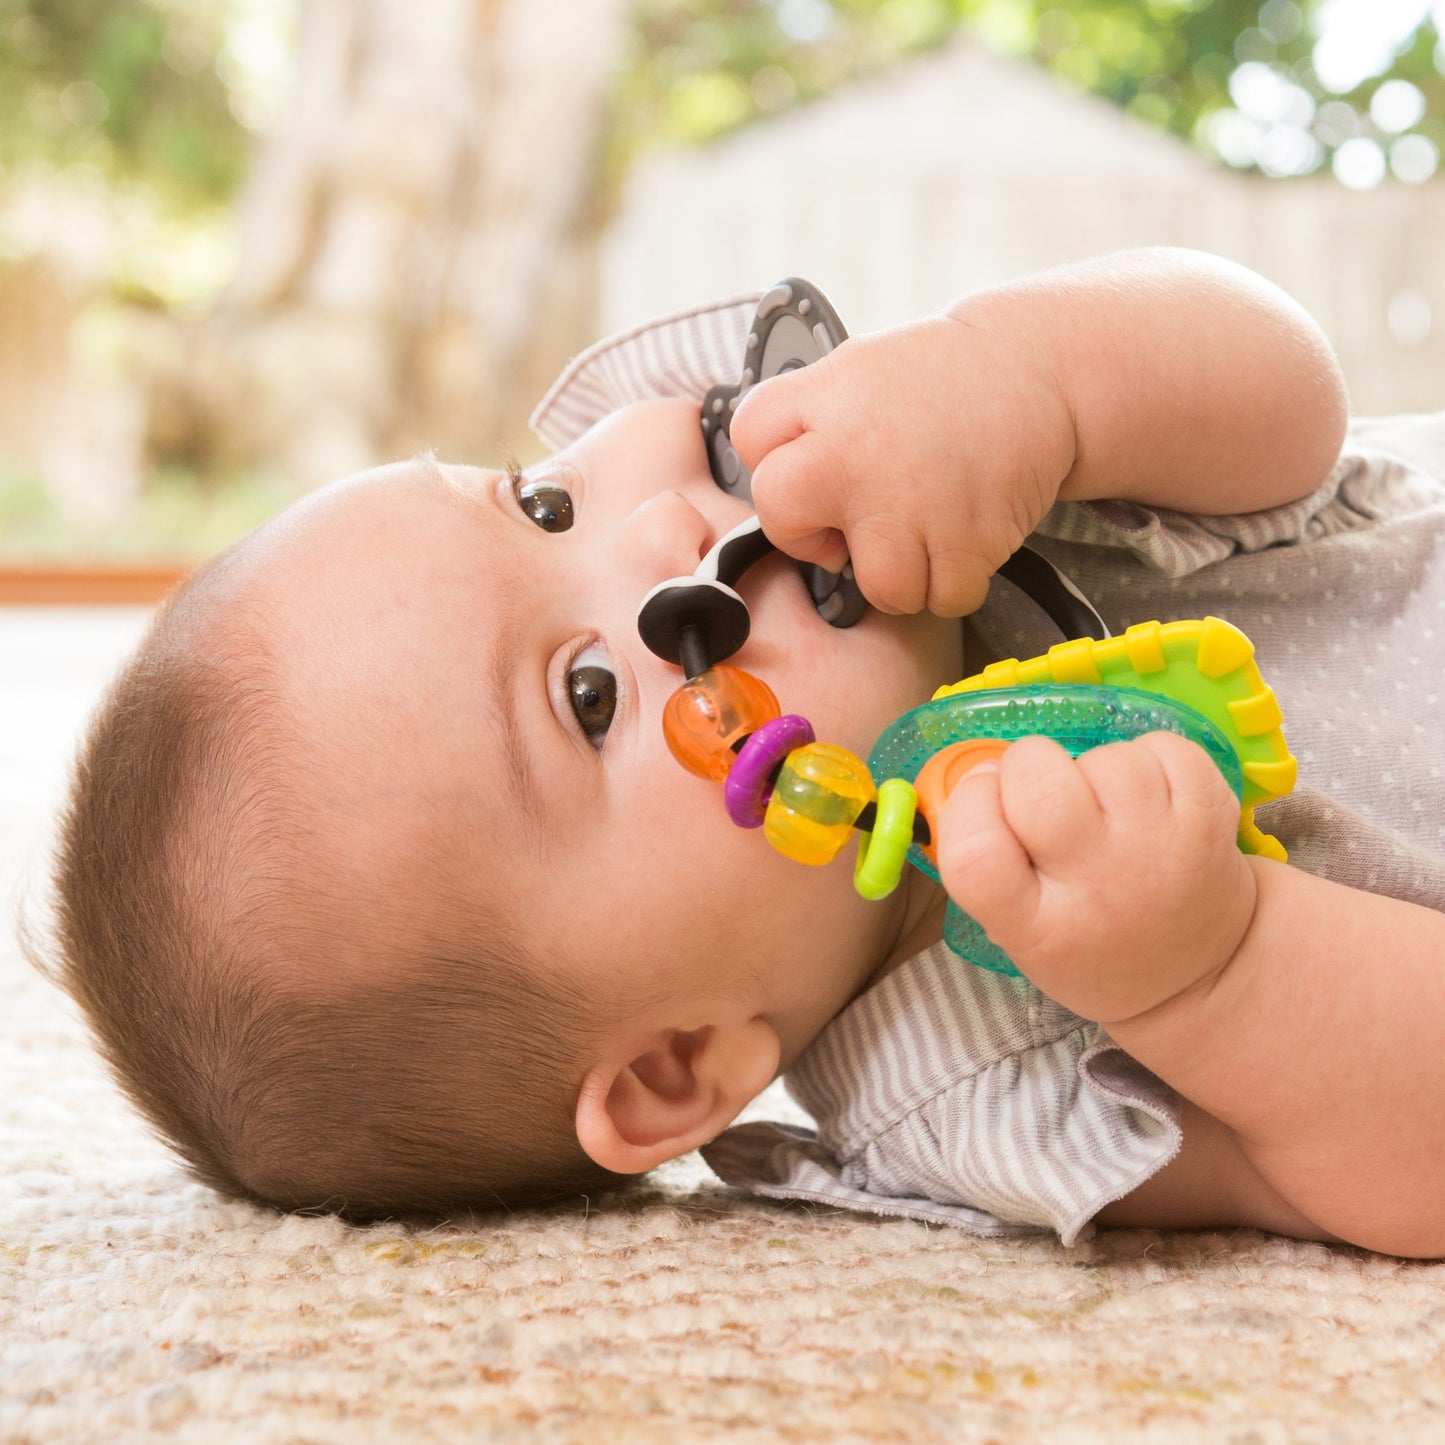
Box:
xmin=159 ymin=0 xmax=631 ymax=489
xmin=0 ymin=253 xmax=145 ymax=535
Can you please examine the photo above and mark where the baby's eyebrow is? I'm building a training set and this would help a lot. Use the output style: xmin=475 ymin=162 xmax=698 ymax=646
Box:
xmin=416 ymin=452 xmax=549 ymax=850
xmin=416 ymin=451 xmax=490 ymax=519
xmin=487 ymin=630 xmax=547 ymax=854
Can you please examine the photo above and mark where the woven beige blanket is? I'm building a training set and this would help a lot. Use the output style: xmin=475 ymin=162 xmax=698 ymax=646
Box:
xmin=4 ymin=610 xmax=1442 ymax=1444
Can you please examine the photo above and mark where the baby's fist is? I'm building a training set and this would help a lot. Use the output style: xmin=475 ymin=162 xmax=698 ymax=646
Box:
xmin=731 ymin=316 xmax=1073 ymax=618
xmin=935 ymin=732 xmax=1258 ymax=1023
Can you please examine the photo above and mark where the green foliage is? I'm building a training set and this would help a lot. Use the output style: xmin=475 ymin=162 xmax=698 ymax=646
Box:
xmin=0 ymin=0 xmax=246 ymax=206
xmin=612 ymin=0 xmax=1445 ymax=184
xmin=0 ymin=457 xmax=293 ymax=559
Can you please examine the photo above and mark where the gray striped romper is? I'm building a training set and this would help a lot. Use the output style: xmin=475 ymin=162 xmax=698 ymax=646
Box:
xmin=533 ymin=294 xmax=1445 ymax=1244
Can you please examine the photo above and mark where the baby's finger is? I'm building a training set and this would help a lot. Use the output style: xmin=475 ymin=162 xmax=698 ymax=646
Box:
xmin=996 ymin=734 xmax=1106 ymax=870
xmin=750 ymin=432 xmax=851 ymax=573
xmin=934 ymin=758 xmax=1040 ymax=929
xmin=730 ymin=371 xmax=810 ymax=470
xmin=839 ymin=515 xmax=930 ymax=615
xmin=1074 ymin=736 xmax=1174 ymax=830
xmin=1134 ymin=731 xmax=1241 ymax=830
xmin=922 ymin=538 xmax=992 ymax=619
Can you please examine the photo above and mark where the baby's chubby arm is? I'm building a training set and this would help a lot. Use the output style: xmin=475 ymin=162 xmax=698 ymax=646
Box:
xmin=938 ymin=735 xmax=1445 ymax=1257
xmin=731 ymin=247 xmax=1348 ymax=617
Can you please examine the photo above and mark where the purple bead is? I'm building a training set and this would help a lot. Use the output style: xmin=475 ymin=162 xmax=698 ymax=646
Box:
xmin=724 ymin=714 xmax=816 ymax=828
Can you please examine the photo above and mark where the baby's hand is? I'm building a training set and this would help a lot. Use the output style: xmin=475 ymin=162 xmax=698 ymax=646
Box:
xmin=729 ymin=311 xmax=1077 ymax=617
xmin=934 ymin=732 xmax=1259 ymax=1024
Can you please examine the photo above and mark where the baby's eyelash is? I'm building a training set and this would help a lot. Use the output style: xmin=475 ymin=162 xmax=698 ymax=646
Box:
xmin=505 ymin=458 xmax=525 ymax=503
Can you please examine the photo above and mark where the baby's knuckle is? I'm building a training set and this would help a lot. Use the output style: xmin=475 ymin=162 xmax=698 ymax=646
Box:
xmin=938 ymin=801 xmax=1001 ymax=872
xmin=1003 ymin=734 xmax=1069 ymax=781
xmin=857 ymin=553 xmax=921 ymax=615
xmin=748 ymin=467 xmax=782 ymax=518
xmin=944 ymin=846 xmax=1015 ymax=918
xmin=938 ymin=836 xmax=985 ymax=895
xmin=1139 ymin=729 xmax=1178 ymax=758
xmin=927 ymin=568 xmax=983 ymax=619
xmin=1147 ymin=729 xmax=1207 ymax=775
xmin=750 ymin=462 xmax=797 ymax=516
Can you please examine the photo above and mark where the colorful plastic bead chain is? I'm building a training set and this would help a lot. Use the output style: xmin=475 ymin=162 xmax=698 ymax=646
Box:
xmin=662 ymin=663 xmax=931 ymax=899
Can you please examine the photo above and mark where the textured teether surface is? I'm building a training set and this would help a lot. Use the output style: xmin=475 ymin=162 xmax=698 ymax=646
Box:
xmin=871 ymin=685 xmax=1245 ymax=868
xmin=936 ymin=617 xmax=1296 ymax=855
xmin=867 ymin=617 xmax=1297 ymax=976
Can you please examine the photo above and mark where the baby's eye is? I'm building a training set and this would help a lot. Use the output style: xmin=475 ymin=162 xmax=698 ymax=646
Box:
xmin=512 ymin=468 xmax=574 ymax=533
xmin=567 ymin=642 xmax=615 ymax=747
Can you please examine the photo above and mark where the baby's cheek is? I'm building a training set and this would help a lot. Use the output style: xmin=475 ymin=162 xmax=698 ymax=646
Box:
xmin=843 ymin=617 xmax=961 ymax=745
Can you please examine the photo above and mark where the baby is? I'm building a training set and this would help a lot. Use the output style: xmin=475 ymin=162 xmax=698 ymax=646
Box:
xmin=25 ymin=248 xmax=1445 ymax=1254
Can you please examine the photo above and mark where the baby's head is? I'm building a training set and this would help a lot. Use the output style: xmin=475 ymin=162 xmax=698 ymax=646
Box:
xmin=26 ymin=398 xmax=962 ymax=1217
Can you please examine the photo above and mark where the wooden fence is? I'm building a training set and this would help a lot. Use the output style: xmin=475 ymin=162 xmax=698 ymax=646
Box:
xmin=600 ymin=44 xmax=1445 ymax=417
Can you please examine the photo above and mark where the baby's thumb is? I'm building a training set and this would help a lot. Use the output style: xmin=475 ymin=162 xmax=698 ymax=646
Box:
xmin=748 ymin=429 xmax=850 ymax=574
xmin=730 ymin=371 xmax=809 ymax=470
xmin=774 ymin=522 xmax=850 ymax=576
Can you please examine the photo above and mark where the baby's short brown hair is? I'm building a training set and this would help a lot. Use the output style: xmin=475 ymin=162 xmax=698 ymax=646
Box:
xmin=19 ymin=549 xmax=626 ymax=1218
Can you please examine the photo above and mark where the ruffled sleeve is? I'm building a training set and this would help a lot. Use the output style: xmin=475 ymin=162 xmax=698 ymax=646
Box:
xmin=701 ymin=944 xmax=1181 ymax=1246
xmin=1033 ymin=412 xmax=1445 ymax=580
xmin=529 ymin=293 xmax=760 ymax=449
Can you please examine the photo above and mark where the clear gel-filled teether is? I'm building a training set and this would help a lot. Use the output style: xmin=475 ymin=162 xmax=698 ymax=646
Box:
xmin=869 ymin=684 xmax=1243 ymax=976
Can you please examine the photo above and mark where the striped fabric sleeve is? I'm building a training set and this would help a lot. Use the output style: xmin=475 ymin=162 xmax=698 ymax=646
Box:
xmin=700 ymin=943 xmax=1181 ymax=1246
xmin=529 ymin=293 xmax=763 ymax=450
xmin=1034 ymin=413 xmax=1445 ymax=580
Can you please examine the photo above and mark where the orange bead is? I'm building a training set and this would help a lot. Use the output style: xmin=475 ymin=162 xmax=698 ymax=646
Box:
xmin=662 ymin=665 xmax=781 ymax=780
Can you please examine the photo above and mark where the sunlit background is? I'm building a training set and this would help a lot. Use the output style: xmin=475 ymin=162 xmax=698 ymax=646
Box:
xmin=1 ymin=0 xmax=1442 ymax=560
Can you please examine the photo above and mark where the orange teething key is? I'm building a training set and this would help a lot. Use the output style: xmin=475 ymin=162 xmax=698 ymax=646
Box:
xmin=913 ymin=739 xmax=1012 ymax=865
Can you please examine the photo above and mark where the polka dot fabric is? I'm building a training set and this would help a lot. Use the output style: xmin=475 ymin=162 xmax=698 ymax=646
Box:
xmin=989 ymin=410 xmax=1445 ymax=911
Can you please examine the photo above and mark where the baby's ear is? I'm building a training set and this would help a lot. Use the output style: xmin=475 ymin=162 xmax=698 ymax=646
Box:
xmin=574 ymin=1017 xmax=780 ymax=1175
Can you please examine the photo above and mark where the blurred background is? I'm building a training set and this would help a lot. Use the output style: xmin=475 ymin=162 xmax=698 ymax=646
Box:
xmin=2 ymin=0 xmax=1443 ymax=565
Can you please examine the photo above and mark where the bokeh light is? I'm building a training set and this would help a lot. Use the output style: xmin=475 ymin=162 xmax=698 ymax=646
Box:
xmin=1371 ymin=79 xmax=1427 ymax=133
xmin=217 ymin=0 xmax=296 ymax=134
xmin=1312 ymin=0 xmax=1444 ymax=94
xmin=1333 ymin=135 xmax=1388 ymax=188
xmin=1390 ymin=131 xmax=1441 ymax=180
xmin=622 ymin=1 xmax=1445 ymax=189
xmin=775 ymin=0 xmax=835 ymax=43
xmin=1189 ymin=0 xmax=1445 ymax=183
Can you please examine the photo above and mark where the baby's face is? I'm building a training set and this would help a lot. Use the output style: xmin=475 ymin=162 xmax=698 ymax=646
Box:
xmin=223 ymin=400 xmax=963 ymax=1059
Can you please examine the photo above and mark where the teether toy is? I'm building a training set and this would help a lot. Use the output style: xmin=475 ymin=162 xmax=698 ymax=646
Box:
xmin=637 ymin=279 xmax=1298 ymax=978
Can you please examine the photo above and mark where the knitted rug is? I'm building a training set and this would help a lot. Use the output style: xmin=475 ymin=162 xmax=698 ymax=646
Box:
xmin=4 ymin=609 xmax=1442 ymax=1444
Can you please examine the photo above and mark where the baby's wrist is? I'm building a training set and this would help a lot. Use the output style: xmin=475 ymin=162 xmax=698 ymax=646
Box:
xmin=1108 ymin=855 xmax=1262 ymax=1042
xmin=941 ymin=289 xmax=1078 ymax=504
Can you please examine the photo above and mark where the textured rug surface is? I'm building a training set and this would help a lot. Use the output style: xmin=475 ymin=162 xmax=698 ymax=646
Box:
xmin=4 ymin=609 xmax=1444 ymax=1444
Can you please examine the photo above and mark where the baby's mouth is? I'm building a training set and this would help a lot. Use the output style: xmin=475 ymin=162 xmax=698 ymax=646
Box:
xmin=637 ymin=509 xmax=872 ymax=681
xmin=636 ymin=514 xmax=773 ymax=679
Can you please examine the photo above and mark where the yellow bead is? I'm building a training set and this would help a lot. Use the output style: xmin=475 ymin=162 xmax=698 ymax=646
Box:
xmin=763 ymin=743 xmax=874 ymax=866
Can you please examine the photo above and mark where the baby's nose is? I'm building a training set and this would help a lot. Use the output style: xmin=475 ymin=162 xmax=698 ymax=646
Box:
xmin=618 ymin=490 xmax=715 ymax=578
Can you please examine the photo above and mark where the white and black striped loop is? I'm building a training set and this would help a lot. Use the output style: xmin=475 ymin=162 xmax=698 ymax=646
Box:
xmin=636 ymin=515 xmax=774 ymax=678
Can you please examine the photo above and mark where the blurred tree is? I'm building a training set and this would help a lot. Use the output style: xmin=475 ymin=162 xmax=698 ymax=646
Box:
xmin=8 ymin=0 xmax=1445 ymax=536
xmin=0 ymin=0 xmax=246 ymax=209
xmin=0 ymin=0 xmax=291 ymax=537
xmin=611 ymin=0 xmax=1445 ymax=190
xmin=151 ymin=0 xmax=633 ymax=485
